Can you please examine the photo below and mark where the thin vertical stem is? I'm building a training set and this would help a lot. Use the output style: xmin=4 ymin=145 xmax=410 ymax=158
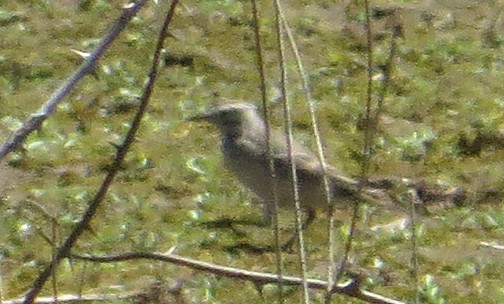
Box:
xmin=273 ymin=0 xmax=310 ymax=303
xmin=274 ymin=4 xmax=335 ymax=299
xmin=250 ymin=0 xmax=284 ymax=301
xmin=409 ymin=190 xmax=419 ymax=304
xmin=336 ymin=0 xmax=373 ymax=285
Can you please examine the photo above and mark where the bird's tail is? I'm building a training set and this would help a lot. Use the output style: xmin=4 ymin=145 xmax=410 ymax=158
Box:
xmin=328 ymin=170 xmax=394 ymax=207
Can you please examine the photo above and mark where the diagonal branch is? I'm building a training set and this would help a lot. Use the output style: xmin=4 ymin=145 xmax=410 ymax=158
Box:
xmin=21 ymin=1 xmax=180 ymax=302
xmin=72 ymin=252 xmax=406 ymax=304
xmin=0 ymin=1 xmax=149 ymax=161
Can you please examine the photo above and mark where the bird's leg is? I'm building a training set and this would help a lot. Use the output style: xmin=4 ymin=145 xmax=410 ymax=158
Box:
xmin=222 ymin=207 xmax=316 ymax=254
xmin=281 ymin=207 xmax=316 ymax=252
xmin=262 ymin=201 xmax=275 ymax=227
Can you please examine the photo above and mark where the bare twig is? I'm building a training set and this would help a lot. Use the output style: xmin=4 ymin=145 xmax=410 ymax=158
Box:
xmin=408 ymin=190 xmax=420 ymax=304
xmin=51 ymin=218 xmax=59 ymax=304
xmin=373 ymin=15 xmax=400 ymax=126
xmin=480 ymin=242 xmax=504 ymax=251
xmin=360 ymin=1 xmax=375 ymax=177
xmin=0 ymin=1 xmax=149 ymax=161
xmin=20 ymin=200 xmax=59 ymax=225
xmin=71 ymin=252 xmax=406 ymax=304
xmin=250 ymin=0 xmax=285 ymax=300
xmin=273 ymin=4 xmax=335 ymax=299
xmin=21 ymin=1 xmax=179 ymax=302
xmin=4 ymin=280 xmax=185 ymax=303
xmin=336 ymin=0 xmax=375 ymax=287
xmin=5 ymin=292 xmax=140 ymax=304
xmin=272 ymin=1 xmax=310 ymax=303
xmin=15 ymin=201 xmax=60 ymax=247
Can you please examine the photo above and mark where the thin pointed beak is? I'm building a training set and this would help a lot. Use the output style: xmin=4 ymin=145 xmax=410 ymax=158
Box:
xmin=185 ymin=109 xmax=218 ymax=123
xmin=185 ymin=111 xmax=213 ymax=122
xmin=185 ymin=113 xmax=208 ymax=122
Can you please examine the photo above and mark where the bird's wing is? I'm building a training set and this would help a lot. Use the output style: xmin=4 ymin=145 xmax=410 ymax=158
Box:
xmin=268 ymin=130 xmax=387 ymax=201
xmin=237 ymin=130 xmax=386 ymax=202
xmin=235 ymin=129 xmax=322 ymax=176
xmin=266 ymin=130 xmax=361 ymax=192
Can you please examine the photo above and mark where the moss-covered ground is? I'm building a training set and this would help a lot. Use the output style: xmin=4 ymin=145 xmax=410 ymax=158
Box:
xmin=1 ymin=0 xmax=504 ymax=303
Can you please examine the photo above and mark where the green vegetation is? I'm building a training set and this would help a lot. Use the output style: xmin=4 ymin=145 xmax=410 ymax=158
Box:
xmin=1 ymin=0 xmax=504 ymax=303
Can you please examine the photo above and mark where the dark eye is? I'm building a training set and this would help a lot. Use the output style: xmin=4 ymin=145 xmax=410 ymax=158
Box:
xmin=220 ymin=112 xmax=231 ymax=120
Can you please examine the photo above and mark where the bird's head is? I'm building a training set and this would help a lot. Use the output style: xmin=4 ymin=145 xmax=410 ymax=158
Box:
xmin=186 ymin=103 xmax=263 ymax=138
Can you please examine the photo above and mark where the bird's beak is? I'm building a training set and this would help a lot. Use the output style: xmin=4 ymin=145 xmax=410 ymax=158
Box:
xmin=185 ymin=111 xmax=212 ymax=122
xmin=185 ymin=109 xmax=218 ymax=123
xmin=185 ymin=113 xmax=208 ymax=122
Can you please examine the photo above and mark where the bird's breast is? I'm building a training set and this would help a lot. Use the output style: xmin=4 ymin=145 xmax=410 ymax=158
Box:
xmin=221 ymin=138 xmax=273 ymax=196
xmin=220 ymin=137 xmax=351 ymax=211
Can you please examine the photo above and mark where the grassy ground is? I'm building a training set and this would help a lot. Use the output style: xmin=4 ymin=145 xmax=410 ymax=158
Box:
xmin=1 ymin=0 xmax=504 ymax=303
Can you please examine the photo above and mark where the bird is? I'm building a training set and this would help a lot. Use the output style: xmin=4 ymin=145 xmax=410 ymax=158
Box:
xmin=187 ymin=102 xmax=385 ymax=229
